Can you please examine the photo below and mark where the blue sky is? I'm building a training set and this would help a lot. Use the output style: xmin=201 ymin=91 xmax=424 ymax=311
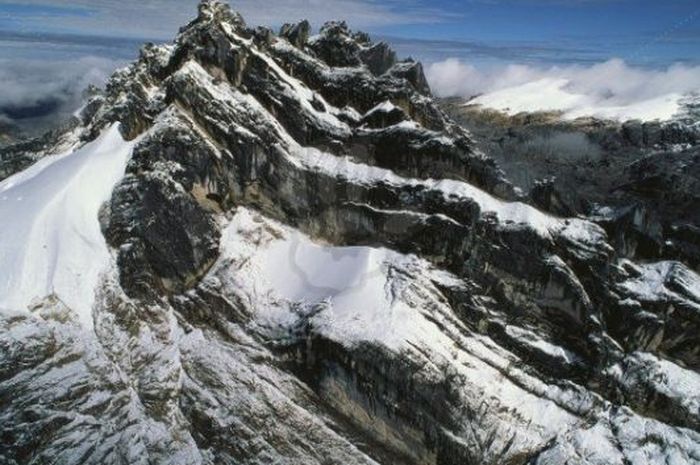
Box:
xmin=389 ymin=0 xmax=700 ymax=66
xmin=1 ymin=0 xmax=699 ymax=66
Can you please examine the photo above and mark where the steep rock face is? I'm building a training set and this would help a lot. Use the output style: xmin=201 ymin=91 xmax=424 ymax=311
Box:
xmin=1 ymin=2 xmax=699 ymax=465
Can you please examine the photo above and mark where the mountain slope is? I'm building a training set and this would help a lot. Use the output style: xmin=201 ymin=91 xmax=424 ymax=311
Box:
xmin=440 ymin=96 xmax=700 ymax=269
xmin=1 ymin=2 xmax=699 ymax=465
xmin=0 ymin=124 xmax=136 ymax=327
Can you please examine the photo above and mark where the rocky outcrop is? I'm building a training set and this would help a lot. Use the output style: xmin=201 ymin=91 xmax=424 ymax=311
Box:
xmin=280 ymin=20 xmax=310 ymax=49
xmin=1 ymin=2 xmax=699 ymax=465
xmin=359 ymin=42 xmax=397 ymax=76
xmin=0 ymin=117 xmax=83 ymax=181
xmin=0 ymin=119 xmax=20 ymax=148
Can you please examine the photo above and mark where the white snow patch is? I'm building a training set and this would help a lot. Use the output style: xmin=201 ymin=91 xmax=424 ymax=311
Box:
xmin=214 ymin=208 xmax=418 ymax=347
xmin=0 ymin=124 xmax=137 ymax=329
xmin=505 ymin=325 xmax=580 ymax=365
xmin=471 ymin=78 xmax=682 ymax=122
xmin=606 ymin=351 xmax=700 ymax=416
xmin=635 ymin=352 xmax=700 ymax=414
xmin=175 ymin=60 xmax=297 ymax=147
xmin=620 ymin=260 xmax=700 ymax=307
xmin=365 ymin=100 xmax=399 ymax=116
xmin=472 ymin=78 xmax=583 ymax=115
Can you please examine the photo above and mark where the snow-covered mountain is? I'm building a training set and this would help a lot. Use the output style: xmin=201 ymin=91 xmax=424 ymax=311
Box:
xmin=469 ymin=77 xmax=690 ymax=122
xmin=427 ymin=58 xmax=700 ymax=124
xmin=1 ymin=2 xmax=699 ymax=464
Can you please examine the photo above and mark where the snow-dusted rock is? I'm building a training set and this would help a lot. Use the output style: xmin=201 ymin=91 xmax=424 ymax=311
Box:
xmin=1 ymin=2 xmax=698 ymax=464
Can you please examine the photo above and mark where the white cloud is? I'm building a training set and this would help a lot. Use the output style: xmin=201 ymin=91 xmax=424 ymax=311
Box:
xmin=0 ymin=57 xmax=114 ymax=107
xmin=426 ymin=58 xmax=700 ymax=121
xmin=0 ymin=56 xmax=118 ymax=130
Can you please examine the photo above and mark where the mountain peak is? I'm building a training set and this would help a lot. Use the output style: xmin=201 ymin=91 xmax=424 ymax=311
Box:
xmin=194 ymin=0 xmax=245 ymax=28
xmin=85 ymin=0 xmax=505 ymax=193
xmin=1 ymin=2 xmax=699 ymax=464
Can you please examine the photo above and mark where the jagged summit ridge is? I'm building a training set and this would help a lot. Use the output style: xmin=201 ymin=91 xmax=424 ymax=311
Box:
xmin=0 ymin=2 xmax=699 ymax=465
xmin=87 ymin=0 xmax=511 ymax=194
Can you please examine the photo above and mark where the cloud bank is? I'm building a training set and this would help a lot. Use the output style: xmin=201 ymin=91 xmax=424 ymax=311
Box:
xmin=0 ymin=56 xmax=119 ymax=134
xmin=426 ymin=58 xmax=700 ymax=121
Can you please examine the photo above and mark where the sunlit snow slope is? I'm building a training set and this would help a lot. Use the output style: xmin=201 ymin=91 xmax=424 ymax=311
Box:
xmin=470 ymin=78 xmax=683 ymax=121
xmin=0 ymin=124 xmax=135 ymax=328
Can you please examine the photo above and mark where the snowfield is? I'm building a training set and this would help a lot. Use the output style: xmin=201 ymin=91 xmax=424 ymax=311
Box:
xmin=0 ymin=124 xmax=136 ymax=328
xmin=470 ymin=77 xmax=684 ymax=122
xmin=212 ymin=208 xmax=433 ymax=348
